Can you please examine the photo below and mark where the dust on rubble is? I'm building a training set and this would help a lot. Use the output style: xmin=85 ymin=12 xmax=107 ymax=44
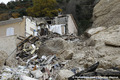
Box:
xmin=0 ymin=31 xmax=120 ymax=80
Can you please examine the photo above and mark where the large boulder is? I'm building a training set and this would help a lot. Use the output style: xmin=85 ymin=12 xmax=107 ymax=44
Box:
xmin=37 ymin=38 xmax=73 ymax=58
xmin=0 ymin=51 xmax=8 ymax=70
xmin=91 ymin=25 xmax=120 ymax=46
xmin=59 ymin=50 xmax=73 ymax=60
xmin=92 ymin=0 xmax=120 ymax=27
xmin=85 ymin=27 xmax=106 ymax=37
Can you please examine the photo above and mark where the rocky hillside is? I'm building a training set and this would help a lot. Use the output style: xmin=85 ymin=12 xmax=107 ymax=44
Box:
xmin=92 ymin=0 xmax=120 ymax=27
xmin=73 ymin=25 xmax=120 ymax=69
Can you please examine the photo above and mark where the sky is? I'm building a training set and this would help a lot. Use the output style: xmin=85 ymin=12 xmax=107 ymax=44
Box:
xmin=0 ymin=0 xmax=14 ymax=4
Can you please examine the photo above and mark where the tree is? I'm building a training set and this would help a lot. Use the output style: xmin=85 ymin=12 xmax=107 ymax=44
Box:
xmin=0 ymin=3 xmax=8 ymax=10
xmin=0 ymin=13 xmax=10 ymax=21
xmin=12 ymin=12 xmax=20 ymax=18
xmin=7 ymin=1 xmax=16 ymax=9
xmin=27 ymin=0 xmax=62 ymax=17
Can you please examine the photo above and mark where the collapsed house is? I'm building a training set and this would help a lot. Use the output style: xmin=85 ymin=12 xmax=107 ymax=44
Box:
xmin=0 ymin=17 xmax=37 ymax=37
xmin=0 ymin=14 xmax=77 ymax=38
xmin=0 ymin=18 xmax=120 ymax=80
xmin=26 ymin=14 xmax=78 ymax=36
xmin=0 ymin=14 xmax=79 ymax=79
xmin=1 ymin=0 xmax=120 ymax=79
xmin=0 ymin=14 xmax=78 ymax=60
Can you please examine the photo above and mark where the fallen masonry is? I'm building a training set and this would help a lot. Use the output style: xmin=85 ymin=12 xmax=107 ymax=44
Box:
xmin=0 ymin=33 xmax=80 ymax=80
xmin=0 ymin=26 xmax=120 ymax=80
xmin=68 ymin=62 xmax=120 ymax=80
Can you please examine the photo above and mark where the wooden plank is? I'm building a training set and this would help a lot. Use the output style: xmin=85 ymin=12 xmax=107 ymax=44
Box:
xmin=17 ymin=35 xmax=33 ymax=49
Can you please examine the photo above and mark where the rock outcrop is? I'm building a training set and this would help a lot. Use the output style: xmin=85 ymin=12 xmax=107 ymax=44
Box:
xmin=85 ymin=27 xmax=106 ymax=37
xmin=92 ymin=0 xmax=120 ymax=27
xmin=71 ymin=25 xmax=120 ymax=69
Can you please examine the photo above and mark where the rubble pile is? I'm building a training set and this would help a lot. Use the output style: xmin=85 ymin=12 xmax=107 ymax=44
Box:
xmin=0 ymin=34 xmax=79 ymax=80
xmin=0 ymin=25 xmax=120 ymax=80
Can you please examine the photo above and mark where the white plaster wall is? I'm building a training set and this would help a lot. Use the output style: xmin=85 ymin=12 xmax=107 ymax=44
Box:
xmin=67 ymin=15 xmax=78 ymax=35
xmin=49 ymin=24 xmax=65 ymax=35
xmin=26 ymin=18 xmax=37 ymax=37
xmin=0 ymin=35 xmax=17 ymax=56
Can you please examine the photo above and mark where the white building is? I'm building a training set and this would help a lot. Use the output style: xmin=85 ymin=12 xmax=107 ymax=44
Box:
xmin=25 ymin=17 xmax=37 ymax=37
xmin=48 ymin=14 xmax=78 ymax=35
xmin=0 ymin=14 xmax=78 ymax=38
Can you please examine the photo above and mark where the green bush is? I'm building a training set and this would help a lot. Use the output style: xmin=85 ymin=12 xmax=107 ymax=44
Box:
xmin=66 ymin=0 xmax=70 ymax=3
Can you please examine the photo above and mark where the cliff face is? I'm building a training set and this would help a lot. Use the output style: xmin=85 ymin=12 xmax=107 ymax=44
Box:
xmin=80 ymin=0 xmax=120 ymax=69
xmin=92 ymin=0 xmax=120 ymax=27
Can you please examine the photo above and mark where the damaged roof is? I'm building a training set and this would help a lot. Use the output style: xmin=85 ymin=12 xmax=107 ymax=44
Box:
xmin=26 ymin=16 xmax=47 ymax=25
xmin=0 ymin=18 xmax=23 ymax=26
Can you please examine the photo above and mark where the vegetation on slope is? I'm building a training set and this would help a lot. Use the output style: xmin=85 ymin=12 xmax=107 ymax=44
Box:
xmin=0 ymin=0 xmax=96 ymax=35
xmin=27 ymin=0 xmax=62 ymax=17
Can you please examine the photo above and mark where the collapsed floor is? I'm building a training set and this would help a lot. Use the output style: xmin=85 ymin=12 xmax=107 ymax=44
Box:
xmin=1 ymin=25 xmax=120 ymax=80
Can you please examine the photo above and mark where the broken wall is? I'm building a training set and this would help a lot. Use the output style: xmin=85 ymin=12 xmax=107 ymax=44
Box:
xmin=0 ymin=18 xmax=26 ymax=37
xmin=54 ymin=16 xmax=67 ymax=24
xmin=25 ymin=17 xmax=37 ymax=37
xmin=0 ymin=35 xmax=18 ymax=56
xmin=67 ymin=14 xmax=78 ymax=35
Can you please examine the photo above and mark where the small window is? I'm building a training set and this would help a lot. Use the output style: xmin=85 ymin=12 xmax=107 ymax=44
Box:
xmin=6 ymin=27 xmax=14 ymax=36
xmin=47 ymin=21 xmax=52 ymax=24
